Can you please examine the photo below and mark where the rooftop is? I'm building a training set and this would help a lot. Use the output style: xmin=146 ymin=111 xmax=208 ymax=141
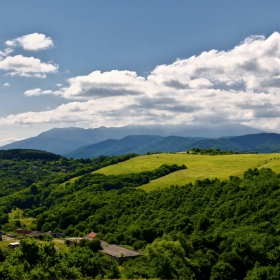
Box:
xmin=86 ymin=232 xmax=97 ymax=239
xmin=101 ymin=241 xmax=142 ymax=258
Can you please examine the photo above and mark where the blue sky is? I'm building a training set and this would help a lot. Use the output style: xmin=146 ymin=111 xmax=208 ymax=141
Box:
xmin=1 ymin=1 xmax=280 ymax=144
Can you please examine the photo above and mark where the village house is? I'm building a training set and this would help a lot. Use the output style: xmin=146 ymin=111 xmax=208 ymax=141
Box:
xmin=85 ymin=232 xmax=97 ymax=240
xmin=48 ymin=231 xmax=65 ymax=238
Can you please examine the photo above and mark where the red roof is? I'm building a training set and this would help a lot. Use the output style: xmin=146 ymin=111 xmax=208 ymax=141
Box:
xmin=86 ymin=232 xmax=97 ymax=239
xmin=14 ymin=229 xmax=34 ymax=234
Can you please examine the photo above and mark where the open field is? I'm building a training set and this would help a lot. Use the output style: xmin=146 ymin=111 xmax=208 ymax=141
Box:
xmin=0 ymin=237 xmax=69 ymax=253
xmin=8 ymin=208 xmax=36 ymax=229
xmin=94 ymin=153 xmax=280 ymax=191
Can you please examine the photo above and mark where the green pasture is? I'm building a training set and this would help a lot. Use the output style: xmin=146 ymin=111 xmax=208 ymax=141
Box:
xmin=94 ymin=153 xmax=280 ymax=191
xmin=8 ymin=208 xmax=36 ymax=229
xmin=38 ymin=239 xmax=69 ymax=253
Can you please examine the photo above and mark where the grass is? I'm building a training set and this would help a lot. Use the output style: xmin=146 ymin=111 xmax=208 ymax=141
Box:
xmin=0 ymin=237 xmax=69 ymax=253
xmin=93 ymin=153 xmax=280 ymax=191
xmin=37 ymin=238 xmax=69 ymax=253
xmin=0 ymin=239 xmax=16 ymax=250
xmin=8 ymin=208 xmax=36 ymax=229
xmin=60 ymin=175 xmax=83 ymax=187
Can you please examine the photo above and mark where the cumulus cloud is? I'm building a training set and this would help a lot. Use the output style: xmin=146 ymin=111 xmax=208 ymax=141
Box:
xmin=3 ymin=83 xmax=10 ymax=87
xmin=0 ymin=55 xmax=58 ymax=78
xmin=0 ymin=33 xmax=57 ymax=78
xmin=5 ymin=33 xmax=54 ymax=51
xmin=3 ymin=32 xmax=280 ymax=132
xmin=61 ymin=70 xmax=146 ymax=99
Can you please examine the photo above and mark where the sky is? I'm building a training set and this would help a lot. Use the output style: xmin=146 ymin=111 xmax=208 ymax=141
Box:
xmin=1 ymin=0 xmax=280 ymax=145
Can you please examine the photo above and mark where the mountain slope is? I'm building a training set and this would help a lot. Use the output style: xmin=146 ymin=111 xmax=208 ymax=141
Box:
xmin=182 ymin=133 xmax=280 ymax=153
xmin=65 ymin=133 xmax=280 ymax=158
xmin=131 ymin=136 xmax=203 ymax=154
xmin=66 ymin=135 xmax=163 ymax=158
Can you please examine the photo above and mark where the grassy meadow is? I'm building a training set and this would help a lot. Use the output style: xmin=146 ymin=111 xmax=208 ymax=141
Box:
xmin=8 ymin=208 xmax=35 ymax=230
xmin=94 ymin=153 xmax=280 ymax=191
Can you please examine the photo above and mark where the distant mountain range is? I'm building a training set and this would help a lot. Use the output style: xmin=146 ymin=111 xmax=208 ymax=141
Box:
xmin=65 ymin=133 xmax=280 ymax=158
xmin=0 ymin=123 xmax=263 ymax=155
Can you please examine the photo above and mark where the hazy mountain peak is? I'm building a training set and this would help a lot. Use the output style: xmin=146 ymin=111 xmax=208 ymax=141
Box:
xmin=0 ymin=123 xmax=263 ymax=155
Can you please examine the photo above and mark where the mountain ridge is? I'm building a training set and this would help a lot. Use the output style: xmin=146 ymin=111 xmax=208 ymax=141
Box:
xmin=65 ymin=132 xmax=280 ymax=158
xmin=0 ymin=123 xmax=264 ymax=155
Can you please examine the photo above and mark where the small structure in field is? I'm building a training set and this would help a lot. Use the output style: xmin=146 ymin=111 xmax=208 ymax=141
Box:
xmin=8 ymin=242 xmax=20 ymax=249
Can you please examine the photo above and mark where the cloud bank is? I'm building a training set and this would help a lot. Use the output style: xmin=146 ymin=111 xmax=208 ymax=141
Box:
xmin=3 ymin=32 xmax=280 ymax=131
xmin=0 ymin=33 xmax=57 ymax=78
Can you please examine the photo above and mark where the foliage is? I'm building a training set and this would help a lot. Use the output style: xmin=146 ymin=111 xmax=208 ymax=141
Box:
xmin=189 ymin=147 xmax=243 ymax=155
xmin=1 ymin=150 xmax=280 ymax=278
xmin=0 ymin=238 xmax=119 ymax=279
xmin=0 ymin=149 xmax=61 ymax=161
xmin=0 ymin=152 xmax=138 ymax=214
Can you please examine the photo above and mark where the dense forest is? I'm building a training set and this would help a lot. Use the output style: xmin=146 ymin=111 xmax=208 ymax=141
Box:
xmin=0 ymin=149 xmax=280 ymax=279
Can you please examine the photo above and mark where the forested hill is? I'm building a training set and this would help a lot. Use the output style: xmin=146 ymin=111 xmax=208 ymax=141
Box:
xmin=0 ymin=151 xmax=138 ymax=197
xmin=66 ymin=135 xmax=163 ymax=159
xmin=66 ymin=132 xmax=280 ymax=158
xmin=0 ymin=149 xmax=61 ymax=160
xmin=0 ymin=151 xmax=280 ymax=278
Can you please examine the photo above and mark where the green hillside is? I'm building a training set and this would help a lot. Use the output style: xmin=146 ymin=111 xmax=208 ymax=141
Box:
xmin=1 ymin=150 xmax=280 ymax=278
xmin=95 ymin=153 xmax=280 ymax=191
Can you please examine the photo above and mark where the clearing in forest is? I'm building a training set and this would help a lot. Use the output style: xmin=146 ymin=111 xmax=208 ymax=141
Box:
xmin=94 ymin=153 xmax=280 ymax=191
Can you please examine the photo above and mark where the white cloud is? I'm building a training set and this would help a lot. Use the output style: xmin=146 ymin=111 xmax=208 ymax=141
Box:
xmin=0 ymin=55 xmax=58 ymax=78
xmin=3 ymin=83 xmax=10 ymax=87
xmin=61 ymin=70 xmax=147 ymax=100
xmin=3 ymin=32 xmax=280 ymax=132
xmin=24 ymin=88 xmax=60 ymax=96
xmin=5 ymin=33 xmax=54 ymax=51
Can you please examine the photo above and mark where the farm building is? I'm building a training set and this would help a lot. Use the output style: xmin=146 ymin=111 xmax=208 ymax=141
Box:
xmin=100 ymin=241 xmax=143 ymax=265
